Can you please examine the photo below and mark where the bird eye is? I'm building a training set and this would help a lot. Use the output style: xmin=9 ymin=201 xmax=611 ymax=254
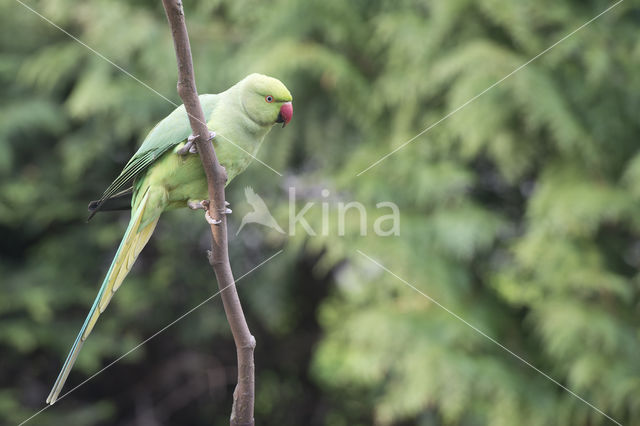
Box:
xmin=265 ymin=95 xmax=273 ymax=103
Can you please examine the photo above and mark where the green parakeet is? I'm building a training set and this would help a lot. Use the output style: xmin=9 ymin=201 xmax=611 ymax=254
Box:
xmin=46 ymin=73 xmax=293 ymax=405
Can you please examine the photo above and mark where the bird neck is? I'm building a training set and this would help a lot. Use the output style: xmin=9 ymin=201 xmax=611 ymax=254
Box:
xmin=215 ymin=86 xmax=273 ymax=148
xmin=208 ymin=88 xmax=272 ymax=155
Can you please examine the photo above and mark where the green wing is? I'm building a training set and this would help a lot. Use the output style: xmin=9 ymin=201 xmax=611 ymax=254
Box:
xmin=88 ymin=94 xmax=218 ymax=219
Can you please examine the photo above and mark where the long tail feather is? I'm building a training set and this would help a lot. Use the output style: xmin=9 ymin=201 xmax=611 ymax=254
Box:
xmin=47 ymin=188 xmax=158 ymax=405
xmin=87 ymin=187 xmax=134 ymax=220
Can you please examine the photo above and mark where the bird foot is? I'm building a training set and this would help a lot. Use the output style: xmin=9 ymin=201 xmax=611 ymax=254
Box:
xmin=188 ymin=200 xmax=210 ymax=210
xmin=191 ymin=199 xmax=231 ymax=225
xmin=189 ymin=200 xmax=231 ymax=213
xmin=205 ymin=210 xmax=222 ymax=225
xmin=177 ymin=131 xmax=216 ymax=156
xmin=177 ymin=140 xmax=195 ymax=155
xmin=205 ymin=208 xmax=231 ymax=225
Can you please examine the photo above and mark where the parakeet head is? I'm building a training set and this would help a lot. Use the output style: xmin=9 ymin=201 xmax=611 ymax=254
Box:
xmin=240 ymin=73 xmax=293 ymax=128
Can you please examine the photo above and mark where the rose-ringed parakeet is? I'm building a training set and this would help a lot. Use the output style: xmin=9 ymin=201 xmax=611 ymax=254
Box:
xmin=46 ymin=73 xmax=293 ymax=405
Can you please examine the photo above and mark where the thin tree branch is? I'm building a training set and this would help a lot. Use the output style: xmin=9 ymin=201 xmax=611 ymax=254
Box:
xmin=160 ymin=1 xmax=255 ymax=425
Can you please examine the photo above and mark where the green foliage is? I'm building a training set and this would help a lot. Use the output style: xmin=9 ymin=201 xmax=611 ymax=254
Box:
xmin=1 ymin=0 xmax=639 ymax=425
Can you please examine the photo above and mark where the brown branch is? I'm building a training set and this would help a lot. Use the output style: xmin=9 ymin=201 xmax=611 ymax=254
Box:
xmin=160 ymin=1 xmax=255 ymax=425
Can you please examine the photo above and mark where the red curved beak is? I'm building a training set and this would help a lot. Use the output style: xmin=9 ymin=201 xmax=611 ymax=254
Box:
xmin=278 ymin=102 xmax=293 ymax=128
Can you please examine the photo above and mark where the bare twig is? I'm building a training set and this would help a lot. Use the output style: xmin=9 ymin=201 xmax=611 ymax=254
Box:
xmin=160 ymin=1 xmax=255 ymax=424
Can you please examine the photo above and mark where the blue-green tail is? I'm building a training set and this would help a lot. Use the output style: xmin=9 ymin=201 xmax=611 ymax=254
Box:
xmin=46 ymin=189 xmax=156 ymax=404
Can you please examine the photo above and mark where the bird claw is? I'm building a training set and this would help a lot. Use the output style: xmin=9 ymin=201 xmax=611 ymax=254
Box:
xmin=177 ymin=142 xmax=193 ymax=155
xmin=205 ymin=210 xmax=222 ymax=225
xmin=194 ymin=199 xmax=230 ymax=225
xmin=178 ymin=132 xmax=216 ymax=156
xmin=188 ymin=200 xmax=230 ymax=214
xmin=220 ymin=199 xmax=232 ymax=215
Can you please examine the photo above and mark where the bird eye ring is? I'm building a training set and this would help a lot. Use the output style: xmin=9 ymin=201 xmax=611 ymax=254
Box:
xmin=265 ymin=95 xmax=273 ymax=103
